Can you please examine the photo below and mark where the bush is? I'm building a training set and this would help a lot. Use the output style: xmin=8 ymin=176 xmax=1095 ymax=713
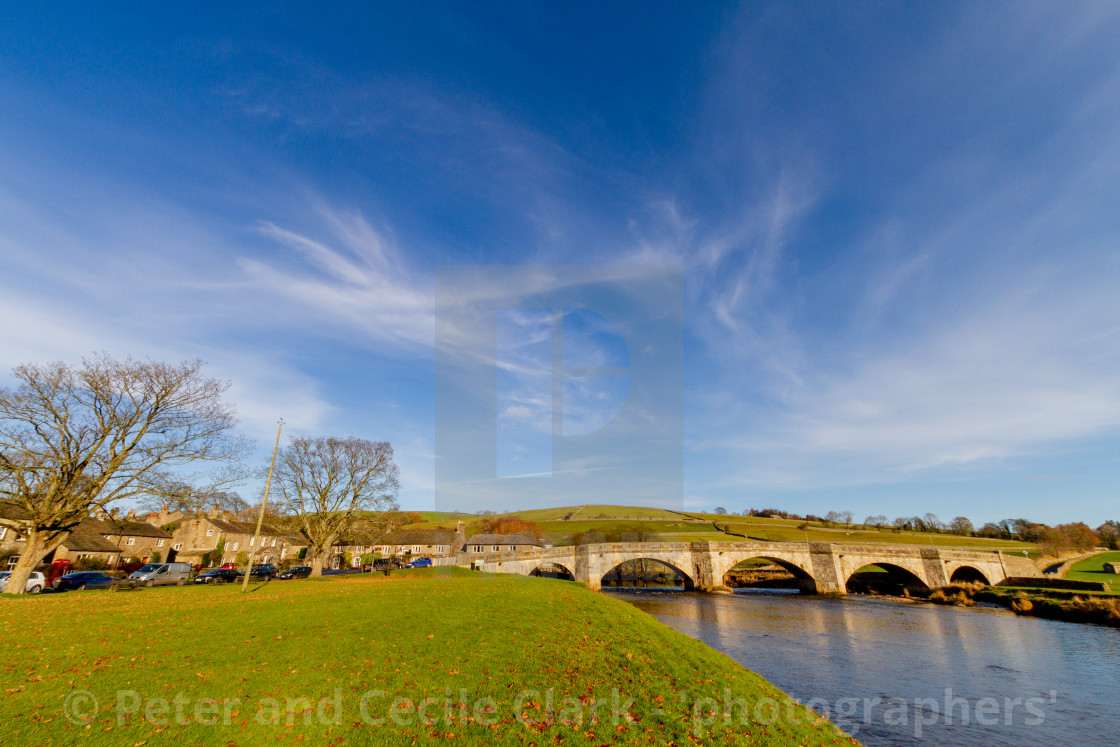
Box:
xmin=71 ymin=557 xmax=111 ymax=571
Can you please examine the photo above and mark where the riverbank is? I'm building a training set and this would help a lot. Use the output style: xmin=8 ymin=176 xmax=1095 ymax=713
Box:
xmin=929 ymin=582 xmax=1120 ymax=627
xmin=0 ymin=568 xmax=855 ymax=746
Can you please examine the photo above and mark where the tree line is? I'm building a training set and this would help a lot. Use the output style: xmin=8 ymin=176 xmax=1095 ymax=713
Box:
xmin=0 ymin=354 xmax=400 ymax=594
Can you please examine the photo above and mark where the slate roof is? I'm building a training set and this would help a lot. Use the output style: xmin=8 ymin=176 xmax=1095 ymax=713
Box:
xmin=0 ymin=502 xmax=32 ymax=521
xmin=378 ymin=528 xmax=457 ymax=545
xmin=62 ymin=521 xmax=125 ymax=554
xmin=86 ymin=518 xmax=172 ymax=539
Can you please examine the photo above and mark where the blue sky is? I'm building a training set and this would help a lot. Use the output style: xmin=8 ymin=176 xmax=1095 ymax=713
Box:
xmin=1 ymin=4 xmax=1118 ymax=525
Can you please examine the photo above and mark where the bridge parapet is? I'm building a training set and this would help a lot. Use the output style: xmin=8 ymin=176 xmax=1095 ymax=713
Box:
xmin=450 ymin=540 xmax=1038 ymax=594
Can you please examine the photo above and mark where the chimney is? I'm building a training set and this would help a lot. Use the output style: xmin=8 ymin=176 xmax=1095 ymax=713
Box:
xmin=208 ymin=503 xmax=220 ymax=518
xmin=126 ymin=509 xmax=136 ymax=520
xmin=454 ymin=521 xmax=467 ymax=554
xmin=109 ymin=508 xmax=120 ymax=519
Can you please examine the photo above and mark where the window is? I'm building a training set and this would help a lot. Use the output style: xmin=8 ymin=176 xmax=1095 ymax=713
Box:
xmin=0 ymin=527 xmax=6 ymax=540
xmin=280 ymin=547 xmax=288 ymax=559
xmin=413 ymin=545 xmax=422 ymax=553
xmin=16 ymin=533 xmax=25 ymax=542
xmin=271 ymin=538 xmax=277 ymax=547
xmin=492 ymin=545 xmax=500 ymax=552
xmin=125 ymin=537 xmax=136 ymax=546
xmin=5 ymin=555 xmax=18 ymax=568
xmin=155 ymin=539 xmax=165 ymax=547
xmin=435 ymin=546 xmax=445 ymax=554
xmin=173 ymin=543 xmax=183 ymax=551
xmin=508 ymin=546 xmax=516 ymax=552
xmin=77 ymin=553 xmax=93 ymax=560
xmin=206 ymin=529 xmax=214 ymax=537
xmin=249 ymin=536 xmax=255 ymax=546
xmin=231 ymin=542 xmax=239 ymax=551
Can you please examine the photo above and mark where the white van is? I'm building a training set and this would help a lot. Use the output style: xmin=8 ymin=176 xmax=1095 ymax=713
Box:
xmin=128 ymin=562 xmax=192 ymax=587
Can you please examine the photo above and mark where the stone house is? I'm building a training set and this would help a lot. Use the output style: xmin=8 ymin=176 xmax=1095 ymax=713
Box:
xmin=464 ymin=532 xmax=542 ymax=554
xmin=367 ymin=527 xmax=460 ymax=560
xmin=164 ymin=510 xmax=304 ymax=567
xmin=0 ymin=504 xmax=123 ymax=569
xmin=87 ymin=509 xmax=173 ymax=564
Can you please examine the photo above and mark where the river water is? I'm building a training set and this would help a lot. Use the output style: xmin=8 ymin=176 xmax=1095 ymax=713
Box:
xmin=604 ymin=589 xmax=1118 ymax=746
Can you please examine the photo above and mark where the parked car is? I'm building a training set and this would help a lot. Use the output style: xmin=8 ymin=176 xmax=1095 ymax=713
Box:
xmin=372 ymin=558 xmax=403 ymax=571
xmin=405 ymin=557 xmax=432 ymax=568
xmin=239 ymin=563 xmax=278 ymax=579
xmin=54 ymin=571 xmax=115 ymax=591
xmin=193 ymin=568 xmax=240 ymax=584
xmin=0 ymin=571 xmax=46 ymax=593
xmin=278 ymin=566 xmax=312 ymax=579
xmin=128 ymin=562 xmax=192 ymax=587
xmin=220 ymin=562 xmax=238 ymax=570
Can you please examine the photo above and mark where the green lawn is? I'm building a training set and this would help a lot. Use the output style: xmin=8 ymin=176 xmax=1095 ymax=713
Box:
xmin=1065 ymin=551 xmax=1120 ymax=591
xmin=1 ymin=569 xmax=854 ymax=746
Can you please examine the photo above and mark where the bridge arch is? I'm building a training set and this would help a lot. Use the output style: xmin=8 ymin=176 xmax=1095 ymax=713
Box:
xmin=600 ymin=558 xmax=695 ymax=591
xmin=948 ymin=565 xmax=991 ymax=586
xmin=722 ymin=555 xmax=818 ymax=594
xmin=846 ymin=563 xmax=931 ymax=597
xmin=529 ymin=562 xmax=574 ymax=581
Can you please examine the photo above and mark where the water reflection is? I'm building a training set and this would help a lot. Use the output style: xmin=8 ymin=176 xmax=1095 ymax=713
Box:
xmin=605 ymin=590 xmax=1118 ymax=746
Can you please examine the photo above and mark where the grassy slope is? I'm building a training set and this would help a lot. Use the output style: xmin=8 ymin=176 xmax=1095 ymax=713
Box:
xmin=400 ymin=506 xmax=1039 ymax=560
xmin=1 ymin=570 xmax=854 ymax=746
xmin=1065 ymin=551 xmax=1120 ymax=590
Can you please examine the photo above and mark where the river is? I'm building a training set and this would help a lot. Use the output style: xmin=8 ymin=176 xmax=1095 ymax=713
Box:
xmin=604 ymin=589 xmax=1117 ymax=746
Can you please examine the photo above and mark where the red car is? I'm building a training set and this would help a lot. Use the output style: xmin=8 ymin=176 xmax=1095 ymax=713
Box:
xmin=220 ymin=562 xmax=238 ymax=570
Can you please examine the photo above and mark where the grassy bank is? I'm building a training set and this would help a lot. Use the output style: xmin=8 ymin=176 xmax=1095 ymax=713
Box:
xmin=1064 ymin=551 xmax=1120 ymax=588
xmin=929 ymin=582 xmax=1120 ymax=627
xmin=0 ymin=569 xmax=854 ymax=746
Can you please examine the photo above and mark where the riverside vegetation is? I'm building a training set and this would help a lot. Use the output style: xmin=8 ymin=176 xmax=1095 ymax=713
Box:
xmin=0 ymin=568 xmax=856 ymax=746
xmin=929 ymin=581 xmax=1120 ymax=627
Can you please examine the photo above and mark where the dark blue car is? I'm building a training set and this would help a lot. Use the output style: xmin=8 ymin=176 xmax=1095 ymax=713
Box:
xmin=53 ymin=571 xmax=115 ymax=591
xmin=405 ymin=557 xmax=432 ymax=568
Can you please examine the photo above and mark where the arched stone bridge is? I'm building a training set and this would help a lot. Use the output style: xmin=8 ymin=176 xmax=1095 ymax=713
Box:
xmin=439 ymin=541 xmax=1040 ymax=594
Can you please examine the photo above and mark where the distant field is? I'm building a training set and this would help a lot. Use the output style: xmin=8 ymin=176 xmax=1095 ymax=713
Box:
xmin=685 ymin=512 xmax=805 ymax=526
xmin=492 ymin=505 xmax=690 ymax=521
xmin=398 ymin=506 xmax=1040 ymax=552
xmin=539 ymin=519 xmax=721 ymax=541
xmin=1065 ymin=551 xmax=1120 ymax=591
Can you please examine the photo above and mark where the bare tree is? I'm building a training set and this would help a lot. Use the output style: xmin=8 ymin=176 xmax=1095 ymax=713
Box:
xmin=0 ymin=355 xmax=248 ymax=594
xmin=136 ymin=484 xmax=248 ymax=517
xmin=273 ymin=436 xmax=399 ymax=577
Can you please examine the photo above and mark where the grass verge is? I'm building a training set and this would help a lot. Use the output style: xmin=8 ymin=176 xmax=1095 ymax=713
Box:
xmin=1 ymin=568 xmax=855 ymax=746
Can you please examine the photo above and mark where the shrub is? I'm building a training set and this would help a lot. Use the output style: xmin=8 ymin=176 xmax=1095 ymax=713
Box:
xmin=71 ymin=557 xmax=110 ymax=571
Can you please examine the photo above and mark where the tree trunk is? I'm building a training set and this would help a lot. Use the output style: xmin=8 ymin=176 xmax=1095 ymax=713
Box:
xmin=308 ymin=547 xmax=326 ymax=577
xmin=4 ymin=529 xmax=66 ymax=595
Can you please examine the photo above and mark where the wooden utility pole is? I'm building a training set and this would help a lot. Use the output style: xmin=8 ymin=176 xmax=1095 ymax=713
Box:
xmin=241 ymin=418 xmax=284 ymax=593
